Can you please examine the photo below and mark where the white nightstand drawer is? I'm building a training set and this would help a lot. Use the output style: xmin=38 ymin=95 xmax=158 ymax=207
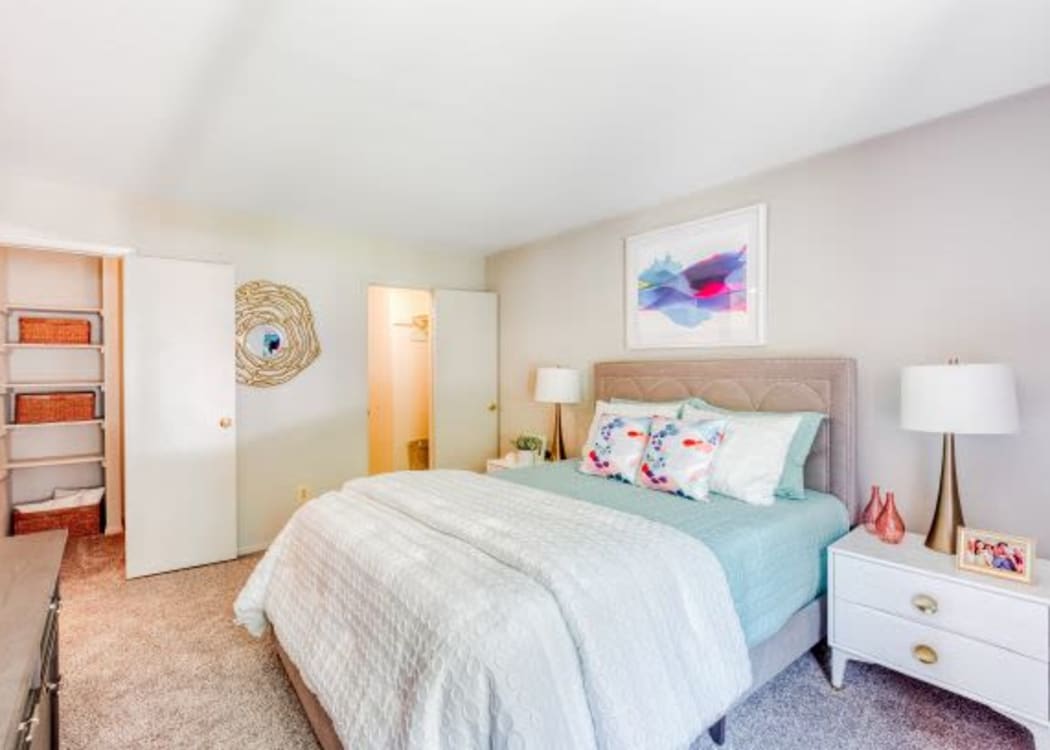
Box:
xmin=835 ymin=599 xmax=1049 ymax=723
xmin=835 ymin=552 xmax=1048 ymax=660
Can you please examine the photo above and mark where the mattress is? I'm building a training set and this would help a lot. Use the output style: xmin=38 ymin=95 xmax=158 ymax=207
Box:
xmin=497 ymin=460 xmax=849 ymax=646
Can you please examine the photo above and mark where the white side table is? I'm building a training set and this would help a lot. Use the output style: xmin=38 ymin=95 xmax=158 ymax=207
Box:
xmin=829 ymin=528 xmax=1050 ymax=749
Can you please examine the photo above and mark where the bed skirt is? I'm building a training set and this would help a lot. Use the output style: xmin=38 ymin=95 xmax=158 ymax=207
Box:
xmin=275 ymin=640 xmax=342 ymax=750
xmin=274 ymin=596 xmax=827 ymax=750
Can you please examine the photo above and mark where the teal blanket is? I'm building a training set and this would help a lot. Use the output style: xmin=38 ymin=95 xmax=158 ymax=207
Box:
xmin=496 ymin=461 xmax=849 ymax=646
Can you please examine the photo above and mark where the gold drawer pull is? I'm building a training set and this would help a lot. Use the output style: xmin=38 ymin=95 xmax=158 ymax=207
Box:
xmin=913 ymin=644 xmax=938 ymax=665
xmin=911 ymin=594 xmax=938 ymax=615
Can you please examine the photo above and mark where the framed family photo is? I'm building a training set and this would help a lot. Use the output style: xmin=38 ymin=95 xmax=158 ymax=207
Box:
xmin=625 ymin=204 xmax=767 ymax=349
xmin=957 ymin=527 xmax=1034 ymax=584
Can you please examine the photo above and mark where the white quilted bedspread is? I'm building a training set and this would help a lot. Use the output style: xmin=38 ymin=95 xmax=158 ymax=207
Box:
xmin=234 ymin=470 xmax=750 ymax=750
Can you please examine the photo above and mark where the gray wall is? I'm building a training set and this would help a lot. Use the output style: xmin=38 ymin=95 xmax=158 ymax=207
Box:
xmin=487 ymin=86 xmax=1050 ymax=547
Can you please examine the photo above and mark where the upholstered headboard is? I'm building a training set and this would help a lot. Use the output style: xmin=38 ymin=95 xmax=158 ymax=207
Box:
xmin=594 ymin=358 xmax=858 ymax=520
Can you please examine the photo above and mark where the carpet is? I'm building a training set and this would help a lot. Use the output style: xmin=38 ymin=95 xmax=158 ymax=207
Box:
xmin=59 ymin=535 xmax=1033 ymax=749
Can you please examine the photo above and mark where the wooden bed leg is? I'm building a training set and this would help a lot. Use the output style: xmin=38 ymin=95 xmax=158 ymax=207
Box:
xmin=708 ymin=716 xmax=726 ymax=746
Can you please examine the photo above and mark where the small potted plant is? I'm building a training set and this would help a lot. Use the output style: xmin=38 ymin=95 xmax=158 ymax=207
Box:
xmin=513 ymin=434 xmax=543 ymax=466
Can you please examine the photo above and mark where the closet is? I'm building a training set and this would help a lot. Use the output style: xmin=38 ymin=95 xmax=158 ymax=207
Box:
xmin=0 ymin=244 xmax=236 ymax=580
xmin=0 ymin=244 xmax=123 ymax=537
xmin=367 ymin=287 xmax=499 ymax=474
xmin=367 ymin=286 xmax=433 ymax=473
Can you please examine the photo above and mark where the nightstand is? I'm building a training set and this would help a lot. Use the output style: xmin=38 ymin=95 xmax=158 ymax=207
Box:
xmin=829 ymin=528 xmax=1050 ymax=749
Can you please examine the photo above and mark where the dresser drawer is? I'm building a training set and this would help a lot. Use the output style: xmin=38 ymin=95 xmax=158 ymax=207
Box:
xmin=835 ymin=599 xmax=1049 ymax=722
xmin=834 ymin=552 xmax=1048 ymax=660
xmin=16 ymin=686 xmax=52 ymax=750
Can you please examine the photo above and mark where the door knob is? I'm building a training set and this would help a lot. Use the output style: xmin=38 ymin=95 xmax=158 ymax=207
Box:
xmin=219 ymin=417 xmax=233 ymax=429
xmin=487 ymin=403 xmax=498 ymax=412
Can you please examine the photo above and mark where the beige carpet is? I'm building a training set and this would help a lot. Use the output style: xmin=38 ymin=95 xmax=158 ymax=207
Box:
xmin=60 ymin=536 xmax=319 ymax=749
xmin=60 ymin=535 xmax=1031 ymax=749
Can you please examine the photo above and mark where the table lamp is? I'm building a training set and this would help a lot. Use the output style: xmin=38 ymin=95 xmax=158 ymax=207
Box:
xmin=534 ymin=367 xmax=581 ymax=461
xmin=900 ymin=361 xmax=1019 ymax=554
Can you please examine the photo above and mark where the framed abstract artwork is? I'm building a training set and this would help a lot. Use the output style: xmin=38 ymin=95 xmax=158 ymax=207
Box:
xmin=625 ymin=204 xmax=767 ymax=349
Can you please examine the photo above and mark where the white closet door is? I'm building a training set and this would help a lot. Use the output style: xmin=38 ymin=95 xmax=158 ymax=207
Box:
xmin=123 ymin=257 xmax=236 ymax=578
xmin=431 ymin=290 xmax=498 ymax=471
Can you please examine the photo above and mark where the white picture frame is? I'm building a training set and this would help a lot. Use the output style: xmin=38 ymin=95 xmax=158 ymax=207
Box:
xmin=524 ymin=432 xmax=548 ymax=463
xmin=957 ymin=526 xmax=1034 ymax=584
xmin=625 ymin=204 xmax=767 ymax=349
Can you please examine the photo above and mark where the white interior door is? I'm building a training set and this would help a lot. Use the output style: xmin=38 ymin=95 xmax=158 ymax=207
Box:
xmin=123 ymin=256 xmax=237 ymax=578
xmin=431 ymin=290 xmax=498 ymax=470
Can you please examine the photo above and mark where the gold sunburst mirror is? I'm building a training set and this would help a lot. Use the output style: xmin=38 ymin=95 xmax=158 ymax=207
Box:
xmin=235 ymin=280 xmax=321 ymax=387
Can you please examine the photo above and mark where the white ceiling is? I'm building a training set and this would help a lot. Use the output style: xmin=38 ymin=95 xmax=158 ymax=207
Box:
xmin=2 ymin=1 xmax=1049 ymax=254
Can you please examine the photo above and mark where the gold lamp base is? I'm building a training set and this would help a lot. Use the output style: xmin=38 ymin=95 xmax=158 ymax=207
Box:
xmin=550 ymin=403 xmax=567 ymax=461
xmin=925 ymin=433 xmax=965 ymax=554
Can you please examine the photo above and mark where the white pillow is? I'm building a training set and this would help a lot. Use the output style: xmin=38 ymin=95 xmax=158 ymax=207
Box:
xmin=53 ymin=486 xmax=105 ymax=507
xmin=610 ymin=397 xmax=689 ymax=410
xmin=21 ymin=487 xmax=104 ymax=514
xmin=581 ymin=399 xmax=681 ymax=455
xmin=681 ymin=404 xmax=802 ymax=506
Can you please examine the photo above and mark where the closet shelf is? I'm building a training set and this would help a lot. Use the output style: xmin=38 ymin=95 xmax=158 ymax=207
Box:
xmin=4 ymin=419 xmax=104 ymax=432
xmin=1 ymin=381 xmax=104 ymax=390
xmin=4 ymin=453 xmax=105 ymax=470
xmin=1 ymin=343 xmax=103 ymax=351
xmin=3 ymin=303 xmax=103 ymax=315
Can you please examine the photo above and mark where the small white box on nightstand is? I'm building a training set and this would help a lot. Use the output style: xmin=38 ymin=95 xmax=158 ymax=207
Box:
xmin=829 ymin=528 xmax=1050 ymax=749
xmin=486 ymin=456 xmax=538 ymax=474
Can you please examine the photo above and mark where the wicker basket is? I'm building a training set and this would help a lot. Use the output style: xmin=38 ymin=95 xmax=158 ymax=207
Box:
xmin=13 ymin=501 xmax=102 ymax=538
xmin=14 ymin=392 xmax=96 ymax=424
xmin=19 ymin=317 xmax=91 ymax=344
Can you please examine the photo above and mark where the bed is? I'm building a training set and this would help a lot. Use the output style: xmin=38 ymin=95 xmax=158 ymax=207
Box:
xmin=239 ymin=357 xmax=857 ymax=749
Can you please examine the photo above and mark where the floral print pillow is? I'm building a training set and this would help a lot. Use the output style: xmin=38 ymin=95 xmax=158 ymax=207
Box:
xmin=637 ymin=417 xmax=726 ymax=501
xmin=578 ymin=414 xmax=652 ymax=483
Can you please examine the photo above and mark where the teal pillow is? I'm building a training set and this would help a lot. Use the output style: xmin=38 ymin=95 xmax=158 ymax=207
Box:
xmin=684 ymin=398 xmax=824 ymax=500
xmin=610 ymin=397 xmax=688 ymax=418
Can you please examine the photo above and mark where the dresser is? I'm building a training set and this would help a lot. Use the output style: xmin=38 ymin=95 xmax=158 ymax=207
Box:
xmin=0 ymin=531 xmax=66 ymax=750
xmin=829 ymin=528 xmax=1049 ymax=749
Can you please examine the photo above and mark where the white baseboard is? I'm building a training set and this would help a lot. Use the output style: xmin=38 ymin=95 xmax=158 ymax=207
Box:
xmin=237 ymin=540 xmax=271 ymax=556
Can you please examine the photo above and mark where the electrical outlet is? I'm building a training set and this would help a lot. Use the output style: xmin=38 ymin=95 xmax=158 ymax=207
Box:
xmin=295 ymin=485 xmax=312 ymax=505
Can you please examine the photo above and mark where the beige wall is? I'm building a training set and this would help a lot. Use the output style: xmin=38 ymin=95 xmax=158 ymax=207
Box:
xmin=0 ymin=176 xmax=485 ymax=551
xmin=487 ymin=86 xmax=1050 ymax=547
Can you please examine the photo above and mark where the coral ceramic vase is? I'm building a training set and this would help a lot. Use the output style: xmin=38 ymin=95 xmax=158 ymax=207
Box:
xmin=861 ymin=485 xmax=884 ymax=533
xmin=875 ymin=491 xmax=906 ymax=544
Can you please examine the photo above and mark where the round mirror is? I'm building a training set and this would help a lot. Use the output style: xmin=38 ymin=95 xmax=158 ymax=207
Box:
xmin=235 ymin=280 xmax=320 ymax=387
xmin=245 ymin=323 xmax=287 ymax=359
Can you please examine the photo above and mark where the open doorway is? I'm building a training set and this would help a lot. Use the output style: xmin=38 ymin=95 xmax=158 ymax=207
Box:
xmin=367 ymin=286 xmax=433 ymax=474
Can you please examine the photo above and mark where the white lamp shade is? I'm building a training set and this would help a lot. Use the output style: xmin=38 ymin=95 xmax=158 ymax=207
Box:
xmin=901 ymin=363 xmax=1019 ymax=434
xmin=534 ymin=367 xmax=581 ymax=404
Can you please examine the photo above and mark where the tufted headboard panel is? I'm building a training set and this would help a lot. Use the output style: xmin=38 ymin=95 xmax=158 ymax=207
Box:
xmin=594 ymin=358 xmax=858 ymax=520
